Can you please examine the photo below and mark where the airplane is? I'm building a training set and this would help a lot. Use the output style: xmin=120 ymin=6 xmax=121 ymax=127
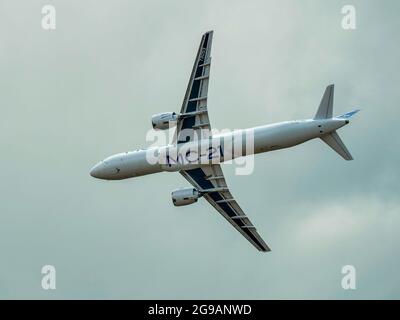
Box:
xmin=90 ymin=31 xmax=359 ymax=252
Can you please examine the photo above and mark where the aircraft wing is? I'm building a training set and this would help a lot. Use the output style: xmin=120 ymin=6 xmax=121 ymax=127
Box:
xmin=174 ymin=31 xmax=213 ymax=144
xmin=180 ymin=166 xmax=270 ymax=252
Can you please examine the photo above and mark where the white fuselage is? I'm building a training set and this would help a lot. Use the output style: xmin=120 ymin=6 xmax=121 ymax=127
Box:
xmin=90 ymin=118 xmax=348 ymax=180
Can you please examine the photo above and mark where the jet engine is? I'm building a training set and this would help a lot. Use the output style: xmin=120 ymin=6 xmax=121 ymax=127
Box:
xmin=151 ymin=112 xmax=179 ymax=130
xmin=171 ymin=188 xmax=201 ymax=206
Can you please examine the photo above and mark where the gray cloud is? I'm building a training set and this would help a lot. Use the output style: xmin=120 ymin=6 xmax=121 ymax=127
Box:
xmin=0 ymin=0 xmax=399 ymax=299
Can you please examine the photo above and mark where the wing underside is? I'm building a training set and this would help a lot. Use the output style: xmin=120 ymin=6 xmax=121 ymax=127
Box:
xmin=176 ymin=32 xmax=269 ymax=252
xmin=174 ymin=31 xmax=213 ymax=144
xmin=180 ymin=166 xmax=270 ymax=252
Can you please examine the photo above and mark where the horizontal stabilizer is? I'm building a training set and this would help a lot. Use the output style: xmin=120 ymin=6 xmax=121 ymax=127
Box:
xmin=321 ymin=131 xmax=353 ymax=160
xmin=337 ymin=109 xmax=361 ymax=119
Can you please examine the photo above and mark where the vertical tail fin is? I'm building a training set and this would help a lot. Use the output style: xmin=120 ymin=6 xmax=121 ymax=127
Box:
xmin=321 ymin=131 xmax=353 ymax=160
xmin=314 ymin=84 xmax=334 ymax=119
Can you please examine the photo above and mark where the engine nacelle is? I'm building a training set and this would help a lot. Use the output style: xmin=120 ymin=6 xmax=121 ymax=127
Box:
xmin=151 ymin=112 xmax=179 ymax=130
xmin=171 ymin=188 xmax=201 ymax=206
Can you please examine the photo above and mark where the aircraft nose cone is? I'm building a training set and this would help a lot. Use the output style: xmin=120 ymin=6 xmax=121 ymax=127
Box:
xmin=90 ymin=162 xmax=103 ymax=179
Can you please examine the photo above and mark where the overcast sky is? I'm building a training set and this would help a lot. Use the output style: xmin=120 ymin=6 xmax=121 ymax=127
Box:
xmin=1 ymin=0 xmax=399 ymax=299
